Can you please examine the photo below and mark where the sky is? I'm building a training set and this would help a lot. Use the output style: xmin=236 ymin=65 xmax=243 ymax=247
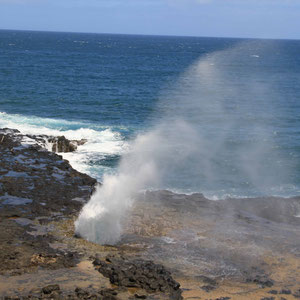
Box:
xmin=0 ymin=0 xmax=299 ymax=39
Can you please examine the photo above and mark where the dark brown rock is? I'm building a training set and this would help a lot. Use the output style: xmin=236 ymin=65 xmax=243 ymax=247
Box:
xmin=201 ymin=285 xmax=216 ymax=292
xmin=0 ymin=128 xmax=97 ymax=277
xmin=94 ymin=255 xmax=182 ymax=299
xmin=279 ymin=288 xmax=291 ymax=294
xmin=48 ymin=136 xmax=77 ymax=153
xmin=42 ymin=284 xmax=60 ymax=294
xmin=246 ymin=273 xmax=274 ymax=288
xmin=294 ymin=289 xmax=300 ymax=298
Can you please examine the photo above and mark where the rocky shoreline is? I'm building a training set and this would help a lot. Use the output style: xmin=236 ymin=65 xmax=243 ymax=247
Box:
xmin=0 ymin=128 xmax=183 ymax=299
xmin=1 ymin=127 xmax=300 ymax=300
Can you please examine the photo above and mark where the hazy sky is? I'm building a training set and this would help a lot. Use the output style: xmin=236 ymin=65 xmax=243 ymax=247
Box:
xmin=0 ymin=0 xmax=299 ymax=39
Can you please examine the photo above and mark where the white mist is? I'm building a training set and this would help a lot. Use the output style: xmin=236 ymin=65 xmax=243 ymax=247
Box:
xmin=75 ymin=41 xmax=289 ymax=244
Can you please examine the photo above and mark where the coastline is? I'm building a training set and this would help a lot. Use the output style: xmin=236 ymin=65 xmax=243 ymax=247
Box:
xmin=1 ymin=127 xmax=300 ymax=299
xmin=0 ymin=128 xmax=182 ymax=299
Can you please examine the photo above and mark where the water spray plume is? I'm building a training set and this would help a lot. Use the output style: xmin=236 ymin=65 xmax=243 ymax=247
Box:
xmin=75 ymin=41 xmax=290 ymax=245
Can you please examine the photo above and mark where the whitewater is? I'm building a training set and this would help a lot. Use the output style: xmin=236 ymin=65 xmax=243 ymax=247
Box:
xmin=0 ymin=111 xmax=128 ymax=180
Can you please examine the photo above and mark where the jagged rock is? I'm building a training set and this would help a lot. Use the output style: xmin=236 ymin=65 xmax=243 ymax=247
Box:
xmin=42 ymin=284 xmax=60 ymax=294
xmin=197 ymin=275 xmax=218 ymax=286
xmin=47 ymin=136 xmax=87 ymax=153
xmin=75 ymin=287 xmax=90 ymax=298
xmin=0 ymin=128 xmax=87 ymax=154
xmin=94 ymin=255 xmax=182 ymax=299
xmin=294 ymin=289 xmax=300 ymax=298
xmin=201 ymin=285 xmax=216 ymax=292
xmin=280 ymin=288 xmax=291 ymax=294
xmin=134 ymin=292 xmax=147 ymax=299
xmin=99 ymin=288 xmax=119 ymax=300
xmin=48 ymin=136 xmax=77 ymax=152
xmin=0 ymin=128 xmax=97 ymax=277
xmin=246 ymin=273 xmax=274 ymax=288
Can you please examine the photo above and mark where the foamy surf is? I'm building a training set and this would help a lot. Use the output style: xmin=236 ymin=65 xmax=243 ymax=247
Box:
xmin=0 ymin=111 xmax=128 ymax=179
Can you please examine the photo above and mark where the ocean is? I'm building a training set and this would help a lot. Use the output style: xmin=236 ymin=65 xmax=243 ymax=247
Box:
xmin=1 ymin=29 xmax=300 ymax=199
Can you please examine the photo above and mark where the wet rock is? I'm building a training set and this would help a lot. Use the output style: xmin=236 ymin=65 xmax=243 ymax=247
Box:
xmin=42 ymin=284 xmax=60 ymax=294
xmin=48 ymin=136 xmax=77 ymax=153
xmin=46 ymin=290 xmax=62 ymax=299
xmin=279 ymin=288 xmax=291 ymax=294
xmin=197 ymin=275 xmax=218 ymax=286
xmin=75 ymin=139 xmax=87 ymax=146
xmin=1 ymin=128 xmax=20 ymax=134
xmin=260 ymin=297 xmax=275 ymax=300
xmin=0 ymin=128 xmax=96 ymax=277
xmin=215 ymin=297 xmax=231 ymax=300
xmin=201 ymin=285 xmax=216 ymax=292
xmin=134 ymin=292 xmax=147 ymax=299
xmin=268 ymin=290 xmax=278 ymax=294
xmin=246 ymin=273 xmax=274 ymax=288
xmin=294 ymin=289 xmax=300 ymax=298
xmin=99 ymin=288 xmax=119 ymax=299
xmin=75 ymin=287 xmax=90 ymax=298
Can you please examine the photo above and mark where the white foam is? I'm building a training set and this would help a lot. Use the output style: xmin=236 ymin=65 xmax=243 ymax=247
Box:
xmin=161 ymin=237 xmax=176 ymax=244
xmin=0 ymin=111 xmax=128 ymax=177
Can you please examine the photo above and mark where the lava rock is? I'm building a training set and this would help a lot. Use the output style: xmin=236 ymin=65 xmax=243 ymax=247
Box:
xmin=294 ymin=289 xmax=300 ymax=298
xmin=268 ymin=290 xmax=278 ymax=294
xmin=201 ymin=285 xmax=216 ymax=292
xmin=246 ymin=274 xmax=274 ymax=288
xmin=197 ymin=275 xmax=218 ymax=286
xmin=48 ymin=136 xmax=77 ymax=153
xmin=280 ymin=288 xmax=291 ymax=294
xmin=94 ymin=255 xmax=182 ymax=299
xmin=134 ymin=292 xmax=147 ymax=299
xmin=42 ymin=284 xmax=60 ymax=294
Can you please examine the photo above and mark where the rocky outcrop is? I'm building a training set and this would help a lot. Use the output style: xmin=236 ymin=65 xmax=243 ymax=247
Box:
xmin=0 ymin=128 xmax=184 ymax=300
xmin=0 ymin=128 xmax=87 ymax=153
xmin=4 ymin=285 xmax=128 ymax=299
xmin=2 ymin=127 xmax=300 ymax=300
xmin=0 ymin=128 xmax=96 ymax=216
xmin=0 ymin=128 xmax=96 ymax=277
xmin=93 ymin=255 xmax=183 ymax=299
xmin=48 ymin=136 xmax=87 ymax=153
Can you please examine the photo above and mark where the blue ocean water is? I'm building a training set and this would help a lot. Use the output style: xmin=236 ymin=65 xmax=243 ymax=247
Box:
xmin=0 ymin=29 xmax=300 ymax=198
